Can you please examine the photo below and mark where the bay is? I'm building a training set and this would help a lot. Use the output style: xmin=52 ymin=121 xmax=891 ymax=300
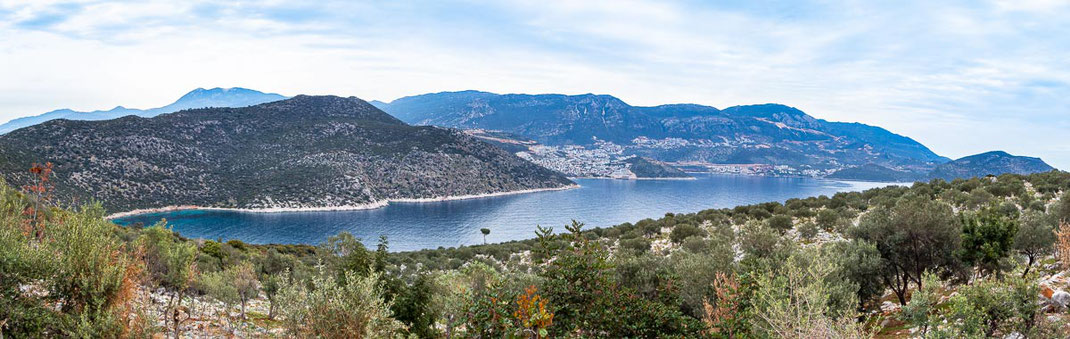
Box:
xmin=113 ymin=174 xmax=894 ymax=251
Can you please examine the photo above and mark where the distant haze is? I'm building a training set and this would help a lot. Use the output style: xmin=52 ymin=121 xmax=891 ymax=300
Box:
xmin=1 ymin=1 xmax=1068 ymax=168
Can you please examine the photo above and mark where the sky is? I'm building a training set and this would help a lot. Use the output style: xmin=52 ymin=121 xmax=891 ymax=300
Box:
xmin=1 ymin=0 xmax=1069 ymax=168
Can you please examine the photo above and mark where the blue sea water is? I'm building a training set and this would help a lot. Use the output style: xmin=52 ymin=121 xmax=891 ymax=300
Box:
xmin=113 ymin=174 xmax=893 ymax=251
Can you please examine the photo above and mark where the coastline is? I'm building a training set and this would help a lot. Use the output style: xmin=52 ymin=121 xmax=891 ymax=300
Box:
xmin=569 ymin=176 xmax=697 ymax=181
xmin=105 ymin=184 xmax=580 ymax=220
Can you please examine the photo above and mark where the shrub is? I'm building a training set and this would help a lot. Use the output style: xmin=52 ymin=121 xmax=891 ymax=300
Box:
xmin=766 ymin=214 xmax=794 ymax=233
xmin=941 ymin=276 xmax=1039 ymax=337
xmin=751 ymin=248 xmax=873 ymax=338
xmin=276 ymin=268 xmax=406 ymax=338
xmin=797 ymin=221 xmax=819 ymax=241
xmin=670 ymin=223 xmax=706 ymax=243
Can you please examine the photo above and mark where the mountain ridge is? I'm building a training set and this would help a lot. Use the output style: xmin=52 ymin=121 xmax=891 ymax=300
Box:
xmin=0 ymin=87 xmax=287 ymax=134
xmin=0 ymin=95 xmax=573 ymax=213
xmin=374 ymin=90 xmax=950 ymax=173
xmin=928 ymin=150 xmax=1054 ymax=181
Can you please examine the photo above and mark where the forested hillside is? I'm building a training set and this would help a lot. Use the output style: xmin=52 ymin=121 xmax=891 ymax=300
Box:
xmin=0 ymin=95 xmax=573 ymax=213
xmin=5 ymin=165 xmax=1070 ymax=337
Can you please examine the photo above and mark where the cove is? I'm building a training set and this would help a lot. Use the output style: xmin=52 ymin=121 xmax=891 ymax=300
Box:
xmin=113 ymin=174 xmax=894 ymax=251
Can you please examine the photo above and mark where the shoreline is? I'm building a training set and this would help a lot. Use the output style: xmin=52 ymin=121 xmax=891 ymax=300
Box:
xmin=568 ymin=176 xmax=696 ymax=181
xmin=105 ymin=184 xmax=580 ymax=220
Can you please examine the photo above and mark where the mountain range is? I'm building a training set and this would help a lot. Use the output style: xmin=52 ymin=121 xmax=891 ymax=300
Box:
xmin=0 ymin=87 xmax=287 ymax=134
xmin=0 ymin=88 xmax=1056 ymax=184
xmin=372 ymin=91 xmax=948 ymax=172
xmin=0 ymin=95 xmax=573 ymax=213
xmin=373 ymin=90 xmax=1056 ymax=180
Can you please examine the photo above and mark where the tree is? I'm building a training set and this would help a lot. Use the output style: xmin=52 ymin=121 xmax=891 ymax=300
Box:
xmin=958 ymin=209 xmax=1018 ymax=277
xmin=849 ymin=194 xmax=961 ymax=305
xmin=257 ymin=248 xmax=299 ymax=319
xmin=900 ymin=272 xmax=941 ymax=336
xmin=1053 ymin=190 xmax=1070 ymax=222
xmin=232 ymin=261 xmax=261 ymax=320
xmin=701 ymin=272 xmax=746 ymax=338
xmin=766 ymin=214 xmax=794 ymax=233
xmin=816 ymin=209 xmax=842 ymax=232
xmin=319 ymin=231 xmax=373 ymax=280
xmin=825 ymin=239 xmax=883 ymax=310
xmin=138 ymin=224 xmax=198 ymax=338
xmin=1015 ymin=210 xmax=1056 ymax=277
xmin=669 ymin=223 xmax=706 ymax=243
xmin=276 ymin=267 xmax=406 ymax=338
xmin=751 ymin=248 xmax=874 ymax=338
xmin=481 ymin=228 xmax=491 ymax=245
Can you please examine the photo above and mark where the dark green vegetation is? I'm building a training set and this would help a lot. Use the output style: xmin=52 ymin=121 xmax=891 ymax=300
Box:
xmin=0 ymin=87 xmax=287 ymax=134
xmin=831 ymin=152 xmax=1055 ymax=183
xmin=828 ymin=163 xmax=925 ymax=182
xmin=5 ymin=160 xmax=1070 ymax=336
xmin=930 ymin=151 xmax=1054 ymax=181
xmin=0 ymin=95 xmax=573 ymax=212
xmin=623 ymin=156 xmax=691 ymax=178
xmin=374 ymin=91 xmax=949 ymax=173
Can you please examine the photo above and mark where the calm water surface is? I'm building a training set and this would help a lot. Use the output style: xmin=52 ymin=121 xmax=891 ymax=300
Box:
xmin=113 ymin=174 xmax=893 ymax=251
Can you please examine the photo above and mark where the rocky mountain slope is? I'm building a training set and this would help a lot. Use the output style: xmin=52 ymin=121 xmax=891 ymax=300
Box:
xmin=0 ymin=95 xmax=573 ymax=213
xmin=929 ymin=151 xmax=1054 ymax=181
xmin=372 ymin=91 xmax=949 ymax=173
xmin=0 ymin=87 xmax=287 ymax=134
xmin=826 ymin=163 xmax=925 ymax=182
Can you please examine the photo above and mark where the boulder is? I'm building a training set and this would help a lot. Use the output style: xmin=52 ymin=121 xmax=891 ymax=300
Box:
xmin=1051 ymin=290 xmax=1070 ymax=309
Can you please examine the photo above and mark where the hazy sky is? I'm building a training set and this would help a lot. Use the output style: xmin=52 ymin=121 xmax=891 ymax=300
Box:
xmin=1 ymin=0 xmax=1068 ymax=167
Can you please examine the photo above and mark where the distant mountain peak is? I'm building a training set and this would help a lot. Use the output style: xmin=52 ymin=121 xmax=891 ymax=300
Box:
xmin=929 ymin=150 xmax=1054 ymax=180
xmin=0 ymin=87 xmax=288 ymax=134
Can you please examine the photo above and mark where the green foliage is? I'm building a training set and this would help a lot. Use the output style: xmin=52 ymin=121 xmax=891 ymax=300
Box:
xmin=389 ymin=274 xmax=436 ymax=338
xmin=765 ymin=214 xmax=794 ymax=233
xmin=739 ymin=220 xmax=791 ymax=260
xmin=850 ymin=194 xmax=961 ymax=305
xmin=669 ymin=223 xmax=706 ymax=243
xmin=1015 ymin=210 xmax=1056 ymax=277
xmin=319 ymin=231 xmax=373 ymax=280
xmin=940 ymin=276 xmax=1040 ymax=337
xmin=618 ymin=236 xmax=651 ymax=253
xmin=797 ymin=220 xmax=819 ymax=241
xmin=276 ymin=267 xmax=407 ymax=338
xmin=900 ymin=272 xmax=941 ymax=336
xmin=139 ymin=223 xmax=198 ymax=293
xmin=539 ymin=220 xmax=700 ymax=337
xmin=0 ymin=181 xmax=144 ymax=337
xmin=958 ymin=208 xmax=1018 ymax=277
xmin=825 ymin=239 xmax=884 ymax=309
xmin=750 ymin=248 xmax=874 ymax=338
xmin=671 ymin=250 xmax=735 ymax=317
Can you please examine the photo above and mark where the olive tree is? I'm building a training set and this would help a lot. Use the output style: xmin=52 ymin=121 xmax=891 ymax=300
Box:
xmin=849 ymin=194 xmax=961 ymax=305
xmin=1015 ymin=210 xmax=1056 ymax=277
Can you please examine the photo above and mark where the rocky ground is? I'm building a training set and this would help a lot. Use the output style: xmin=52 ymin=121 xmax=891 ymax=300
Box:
xmin=138 ymin=288 xmax=284 ymax=338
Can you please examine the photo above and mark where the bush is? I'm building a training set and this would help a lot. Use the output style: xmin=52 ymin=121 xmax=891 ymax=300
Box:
xmin=670 ymin=223 xmax=706 ymax=243
xmin=797 ymin=221 xmax=819 ymax=241
xmin=619 ymin=237 xmax=651 ymax=253
xmin=276 ymin=268 xmax=406 ymax=338
xmin=750 ymin=248 xmax=873 ymax=338
xmin=766 ymin=214 xmax=794 ymax=233
xmin=940 ymin=276 xmax=1039 ymax=337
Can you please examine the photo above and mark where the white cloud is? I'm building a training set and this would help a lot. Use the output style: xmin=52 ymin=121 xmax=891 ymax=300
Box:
xmin=0 ymin=0 xmax=1068 ymax=168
